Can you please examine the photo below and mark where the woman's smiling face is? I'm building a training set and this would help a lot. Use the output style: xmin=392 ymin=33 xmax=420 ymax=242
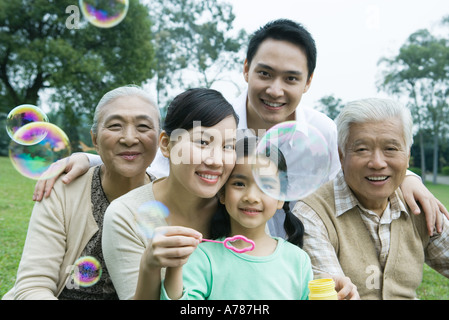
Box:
xmin=164 ymin=115 xmax=237 ymax=199
xmin=92 ymin=95 xmax=159 ymax=179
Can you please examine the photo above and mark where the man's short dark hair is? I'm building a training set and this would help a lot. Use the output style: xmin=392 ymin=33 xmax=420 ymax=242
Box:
xmin=246 ymin=19 xmax=317 ymax=80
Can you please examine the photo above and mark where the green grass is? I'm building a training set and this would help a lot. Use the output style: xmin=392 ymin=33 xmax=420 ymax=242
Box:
xmin=416 ymin=182 xmax=449 ymax=300
xmin=0 ymin=156 xmax=448 ymax=299
xmin=0 ymin=156 xmax=35 ymax=298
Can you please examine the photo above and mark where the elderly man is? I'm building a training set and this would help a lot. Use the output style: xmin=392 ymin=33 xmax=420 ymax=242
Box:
xmin=293 ymin=98 xmax=449 ymax=300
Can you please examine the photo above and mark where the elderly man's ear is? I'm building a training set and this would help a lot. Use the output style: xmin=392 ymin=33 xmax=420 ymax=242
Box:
xmin=338 ymin=147 xmax=344 ymax=170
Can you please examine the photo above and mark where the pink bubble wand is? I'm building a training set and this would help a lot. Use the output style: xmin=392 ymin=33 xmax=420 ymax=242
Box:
xmin=201 ymin=235 xmax=255 ymax=253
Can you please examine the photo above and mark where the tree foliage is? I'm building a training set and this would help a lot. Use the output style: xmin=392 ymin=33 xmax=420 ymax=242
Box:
xmin=0 ymin=0 xmax=155 ymax=151
xmin=0 ymin=0 xmax=246 ymax=152
xmin=316 ymin=94 xmax=344 ymax=120
xmin=148 ymin=0 xmax=248 ymax=114
xmin=378 ymin=22 xmax=449 ymax=182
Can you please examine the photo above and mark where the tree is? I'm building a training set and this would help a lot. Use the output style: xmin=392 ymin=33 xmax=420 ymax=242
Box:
xmin=316 ymin=94 xmax=344 ymax=120
xmin=378 ymin=27 xmax=449 ymax=183
xmin=148 ymin=0 xmax=248 ymax=117
xmin=0 ymin=0 xmax=155 ymax=151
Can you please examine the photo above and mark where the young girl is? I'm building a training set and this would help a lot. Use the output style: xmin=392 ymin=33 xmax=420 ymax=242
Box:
xmin=161 ymin=136 xmax=313 ymax=300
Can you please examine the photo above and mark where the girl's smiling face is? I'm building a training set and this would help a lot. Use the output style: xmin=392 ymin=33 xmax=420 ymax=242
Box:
xmin=220 ymin=156 xmax=284 ymax=232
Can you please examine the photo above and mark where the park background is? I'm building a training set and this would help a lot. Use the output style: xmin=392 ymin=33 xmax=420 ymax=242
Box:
xmin=1 ymin=0 xmax=448 ymax=299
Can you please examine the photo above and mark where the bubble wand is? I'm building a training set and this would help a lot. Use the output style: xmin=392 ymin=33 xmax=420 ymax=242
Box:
xmin=201 ymin=235 xmax=255 ymax=254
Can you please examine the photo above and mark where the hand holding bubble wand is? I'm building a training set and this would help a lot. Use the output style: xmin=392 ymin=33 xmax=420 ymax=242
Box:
xmin=202 ymin=235 xmax=255 ymax=254
xmin=135 ymin=201 xmax=255 ymax=254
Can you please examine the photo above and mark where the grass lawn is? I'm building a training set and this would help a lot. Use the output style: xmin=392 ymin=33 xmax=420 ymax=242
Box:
xmin=416 ymin=182 xmax=449 ymax=300
xmin=0 ymin=156 xmax=36 ymax=298
xmin=0 ymin=156 xmax=448 ymax=299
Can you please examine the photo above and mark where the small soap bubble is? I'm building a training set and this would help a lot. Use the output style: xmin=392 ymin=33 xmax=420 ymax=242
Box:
xmin=252 ymin=121 xmax=331 ymax=201
xmin=6 ymin=104 xmax=49 ymax=145
xmin=72 ymin=256 xmax=102 ymax=287
xmin=9 ymin=122 xmax=71 ymax=180
xmin=80 ymin=0 xmax=129 ymax=28
xmin=135 ymin=201 xmax=169 ymax=240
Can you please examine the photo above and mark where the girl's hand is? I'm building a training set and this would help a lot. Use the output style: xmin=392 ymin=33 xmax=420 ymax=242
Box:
xmin=143 ymin=226 xmax=202 ymax=269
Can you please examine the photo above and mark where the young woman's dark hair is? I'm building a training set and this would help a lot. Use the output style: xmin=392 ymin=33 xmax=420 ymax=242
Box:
xmin=246 ymin=18 xmax=317 ymax=81
xmin=210 ymin=136 xmax=305 ymax=248
xmin=163 ymin=88 xmax=239 ymax=136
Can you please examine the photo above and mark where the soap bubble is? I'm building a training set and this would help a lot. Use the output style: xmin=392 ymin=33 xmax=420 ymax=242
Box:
xmin=72 ymin=256 xmax=102 ymax=287
xmin=6 ymin=104 xmax=49 ymax=145
xmin=80 ymin=0 xmax=129 ymax=28
xmin=252 ymin=121 xmax=331 ymax=201
xmin=135 ymin=201 xmax=170 ymax=240
xmin=9 ymin=122 xmax=71 ymax=180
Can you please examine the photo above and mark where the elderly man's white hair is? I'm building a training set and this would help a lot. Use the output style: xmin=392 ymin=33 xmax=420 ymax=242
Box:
xmin=335 ymin=98 xmax=413 ymax=156
xmin=91 ymin=85 xmax=160 ymax=135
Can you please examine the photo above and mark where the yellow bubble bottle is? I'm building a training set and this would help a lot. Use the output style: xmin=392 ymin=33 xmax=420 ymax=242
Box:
xmin=308 ymin=278 xmax=338 ymax=300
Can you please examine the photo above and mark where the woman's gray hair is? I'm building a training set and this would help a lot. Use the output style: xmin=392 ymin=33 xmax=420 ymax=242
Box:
xmin=335 ymin=98 xmax=413 ymax=155
xmin=91 ymin=85 xmax=160 ymax=135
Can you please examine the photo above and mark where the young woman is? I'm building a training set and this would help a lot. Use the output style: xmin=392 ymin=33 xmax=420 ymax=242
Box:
xmin=101 ymin=88 xmax=239 ymax=299
xmin=161 ymin=137 xmax=313 ymax=300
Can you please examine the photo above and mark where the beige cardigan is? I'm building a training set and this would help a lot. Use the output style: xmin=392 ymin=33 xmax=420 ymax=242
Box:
xmin=102 ymin=179 xmax=160 ymax=300
xmin=301 ymin=181 xmax=429 ymax=299
xmin=3 ymin=168 xmax=97 ymax=300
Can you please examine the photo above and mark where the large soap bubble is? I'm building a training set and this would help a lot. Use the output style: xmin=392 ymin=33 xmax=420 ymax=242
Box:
xmin=135 ymin=200 xmax=170 ymax=240
xmin=6 ymin=104 xmax=49 ymax=145
xmin=252 ymin=121 xmax=331 ymax=201
xmin=9 ymin=122 xmax=71 ymax=180
xmin=80 ymin=0 xmax=129 ymax=28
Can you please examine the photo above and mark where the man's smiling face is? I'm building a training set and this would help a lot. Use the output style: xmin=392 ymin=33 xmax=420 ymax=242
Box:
xmin=244 ymin=38 xmax=313 ymax=130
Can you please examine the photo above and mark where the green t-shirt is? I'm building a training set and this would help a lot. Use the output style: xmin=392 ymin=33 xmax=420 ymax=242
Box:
xmin=161 ymin=237 xmax=313 ymax=300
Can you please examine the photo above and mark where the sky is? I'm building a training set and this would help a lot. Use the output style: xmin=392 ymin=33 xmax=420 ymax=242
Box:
xmin=215 ymin=0 xmax=449 ymax=108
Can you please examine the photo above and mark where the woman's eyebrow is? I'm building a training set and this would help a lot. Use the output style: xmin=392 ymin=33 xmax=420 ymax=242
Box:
xmin=104 ymin=114 xmax=124 ymax=122
xmin=103 ymin=114 xmax=155 ymax=123
xmin=135 ymin=114 xmax=156 ymax=123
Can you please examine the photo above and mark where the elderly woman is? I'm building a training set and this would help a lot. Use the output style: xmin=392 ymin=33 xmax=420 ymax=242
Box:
xmin=293 ymin=98 xmax=449 ymax=299
xmin=3 ymin=85 xmax=160 ymax=300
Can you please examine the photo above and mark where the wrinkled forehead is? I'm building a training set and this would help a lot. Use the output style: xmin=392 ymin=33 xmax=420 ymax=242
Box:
xmin=348 ymin=119 xmax=406 ymax=144
xmin=98 ymin=95 xmax=159 ymax=122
